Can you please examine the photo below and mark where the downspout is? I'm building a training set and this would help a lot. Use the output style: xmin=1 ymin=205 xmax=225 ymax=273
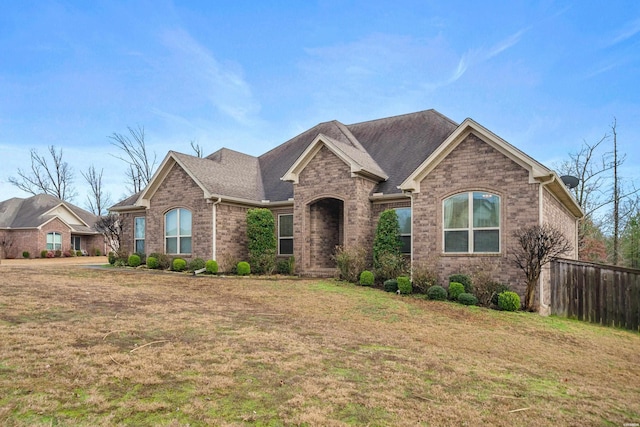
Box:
xmin=210 ymin=197 xmax=222 ymax=261
xmin=537 ymin=174 xmax=556 ymax=313
xmin=403 ymin=190 xmax=415 ymax=283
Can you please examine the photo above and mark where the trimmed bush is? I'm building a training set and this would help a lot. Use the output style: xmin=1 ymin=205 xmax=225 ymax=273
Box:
xmin=237 ymin=261 xmax=251 ymax=276
xmin=498 ymin=291 xmax=521 ymax=312
xmin=172 ymin=258 xmax=187 ymax=272
xmin=448 ymin=282 xmax=465 ymax=301
xmin=359 ymin=270 xmax=374 ymax=286
xmin=189 ymin=258 xmax=206 ymax=272
xmin=374 ymin=251 xmax=407 ymax=283
xmin=490 ymin=283 xmax=512 ymax=307
xmin=246 ymin=208 xmax=277 ymax=274
xmin=147 ymin=256 xmax=159 ymax=269
xmin=108 ymin=251 xmax=117 ymax=265
xmin=75 ymin=250 xmax=83 ymax=257
xmin=332 ymin=245 xmax=367 ymax=283
xmin=205 ymin=259 xmax=218 ymax=274
xmin=383 ymin=279 xmax=398 ymax=293
xmin=40 ymin=250 xmax=48 ymax=258
xmin=397 ymin=276 xmax=412 ymax=294
xmin=22 ymin=251 xmax=30 ymax=259
xmin=128 ymin=254 xmax=141 ymax=268
xmin=427 ymin=285 xmax=447 ymax=301
xmin=149 ymin=253 xmax=171 ymax=270
xmin=458 ymin=293 xmax=478 ymax=306
xmin=46 ymin=251 xmax=55 ymax=258
xmin=449 ymin=274 xmax=473 ymax=293
xmin=373 ymin=209 xmax=402 ymax=280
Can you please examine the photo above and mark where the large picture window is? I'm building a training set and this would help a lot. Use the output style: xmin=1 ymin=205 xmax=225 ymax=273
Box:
xmin=443 ymin=192 xmax=500 ymax=253
xmin=395 ymin=207 xmax=411 ymax=254
xmin=134 ymin=217 xmax=146 ymax=254
xmin=278 ymin=214 xmax=293 ymax=255
xmin=165 ymin=208 xmax=192 ymax=254
xmin=47 ymin=232 xmax=62 ymax=251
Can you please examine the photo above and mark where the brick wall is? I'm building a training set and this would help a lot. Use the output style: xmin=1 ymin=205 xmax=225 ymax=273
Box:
xmin=293 ymin=145 xmax=376 ymax=273
xmin=215 ymin=202 xmax=249 ymax=272
xmin=412 ymin=133 xmax=540 ymax=295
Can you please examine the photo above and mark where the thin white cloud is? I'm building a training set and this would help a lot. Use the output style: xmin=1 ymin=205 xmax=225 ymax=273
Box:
xmin=606 ymin=17 xmax=640 ymax=47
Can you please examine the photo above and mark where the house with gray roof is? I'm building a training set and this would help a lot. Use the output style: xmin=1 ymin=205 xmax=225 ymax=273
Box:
xmin=111 ymin=109 xmax=583 ymax=311
xmin=0 ymin=193 xmax=106 ymax=258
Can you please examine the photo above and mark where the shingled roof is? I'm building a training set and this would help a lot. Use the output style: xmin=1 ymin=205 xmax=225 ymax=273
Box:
xmin=0 ymin=193 xmax=101 ymax=233
xmin=112 ymin=109 xmax=460 ymax=208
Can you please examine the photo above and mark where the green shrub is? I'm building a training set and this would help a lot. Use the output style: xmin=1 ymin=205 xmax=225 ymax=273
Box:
xmin=490 ymin=283 xmax=512 ymax=307
xmin=332 ymin=245 xmax=367 ymax=283
xmin=246 ymin=208 xmax=277 ymax=274
xmin=449 ymin=274 xmax=473 ymax=293
xmin=397 ymin=276 xmax=412 ymax=294
xmin=54 ymin=250 xmax=62 ymax=258
xmin=205 ymin=259 xmax=218 ymax=274
xmin=149 ymin=253 xmax=171 ymax=270
xmin=427 ymin=285 xmax=447 ymax=301
xmin=458 ymin=293 xmax=478 ymax=306
xmin=374 ymin=251 xmax=407 ymax=283
xmin=114 ymin=259 xmax=127 ymax=267
xmin=359 ymin=270 xmax=374 ymax=286
xmin=373 ymin=210 xmax=402 ymax=276
xmin=147 ymin=256 xmax=159 ymax=269
xmin=189 ymin=258 xmax=206 ymax=272
xmin=498 ymin=291 xmax=521 ymax=311
xmin=383 ymin=279 xmax=398 ymax=293
xmin=172 ymin=258 xmax=187 ymax=272
xmin=448 ymin=282 xmax=465 ymax=301
xmin=22 ymin=251 xmax=30 ymax=259
xmin=128 ymin=254 xmax=141 ymax=268
xmin=40 ymin=250 xmax=48 ymax=258
xmin=237 ymin=261 xmax=251 ymax=276
xmin=108 ymin=251 xmax=117 ymax=265
xmin=75 ymin=250 xmax=83 ymax=257
xmin=276 ymin=259 xmax=290 ymax=274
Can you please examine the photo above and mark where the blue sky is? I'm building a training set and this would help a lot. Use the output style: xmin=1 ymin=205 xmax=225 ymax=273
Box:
xmin=1 ymin=1 xmax=639 ymax=210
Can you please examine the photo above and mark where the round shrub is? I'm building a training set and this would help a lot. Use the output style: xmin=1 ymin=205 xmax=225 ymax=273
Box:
xmin=449 ymin=274 xmax=473 ymax=293
xmin=189 ymin=257 xmax=206 ymax=272
xmin=498 ymin=291 xmax=521 ymax=312
xmin=397 ymin=276 xmax=412 ymax=294
xmin=490 ymin=283 xmax=512 ymax=307
xmin=75 ymin=250 xmax=83 ymax=257
xmin=147 ymin=256 xmax=159 ymax=269
xmin=149 ymin=253 xmax=171 ymax=270
xmin=205 ymin=259 xmax=219 ymax=274
xmin=458 ymin=293 xmax=478 ymax=306
xmin=383 ymin=279 xmax=398 ymax=293
xmin=427 ymin=285 xmax=447 ymax=301
xmin=95 ymin=249 xmax=101 ymax=256
xmin=359 ymin=270 xmax=374 ymax=286
xmin=108 ymin=251 xmax=117 ymax=265
xmin=40 ymin=250 xmax=48 ymax=258
xmin=448 ymin=282 xmax=465 ymax=300
xmin=22 ymin=251 xmax=30 ymax=259
xmin=172 ymin=258 xmax=187 ymax=272
xmin=237 ymin=261 xmax=251 ymax=276
xmin=128 ymin=254 xmax=141 ymax=268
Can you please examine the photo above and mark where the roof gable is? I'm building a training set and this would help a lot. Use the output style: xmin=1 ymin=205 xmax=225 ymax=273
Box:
xmin=0 ymin=194 xmax=100 ymax=231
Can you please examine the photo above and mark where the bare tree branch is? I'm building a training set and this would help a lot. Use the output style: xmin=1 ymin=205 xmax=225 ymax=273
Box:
xmin=81 ymin=165 xmax=112 ymax=216
xmin=108 ymin=126 xmax=157 ymax=195
xmin=190 ymin=139 xmax=203 ymax=158
xmin=8 ymin=146 xmax=76 ymax=201
xmin=95 ymin=214 xmax=122 ymax=254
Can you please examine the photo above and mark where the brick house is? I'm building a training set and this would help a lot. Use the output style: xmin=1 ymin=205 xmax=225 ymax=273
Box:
xmin=111 ymin=110 xmax=583 ymax=310
xmin=0 ymin=194 xmax=106 ymax=258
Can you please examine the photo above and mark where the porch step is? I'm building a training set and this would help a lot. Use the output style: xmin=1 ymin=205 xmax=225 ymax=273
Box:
xmin=299 ymin=268 xmax=337 ymax=278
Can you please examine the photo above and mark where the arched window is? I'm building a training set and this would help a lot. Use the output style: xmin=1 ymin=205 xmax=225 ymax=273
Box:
xmin=165 ymin=208 xmax=192 ymax=254
xmin=443 ymin=192 xmax=500 ymax=253
xmin=46 ymin=232 xmax=62 ymax=251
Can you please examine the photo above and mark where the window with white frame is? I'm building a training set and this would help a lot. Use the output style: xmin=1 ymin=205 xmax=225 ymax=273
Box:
xmin=165 ymin=208 xmax=192 ymax=254
xmin=47 ymin=232 xmax=62 ymax=251
xmin=443 ymin=192 xmax=500 ymax=253
xmin=395 ymin=207 xmax=411 ymax=254
xmin=134 ymin=217 xmax=145 ymax=254
xmin=278 ymin=214 xmax=293 ymax=255
xmin=71 ymin=236 xmax=81 ymax=251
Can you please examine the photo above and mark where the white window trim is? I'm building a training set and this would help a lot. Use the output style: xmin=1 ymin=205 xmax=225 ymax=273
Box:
xmin=134 ymin=216 xmax=145 ymax=254
xmin=443 ymin=192 xmax=501 ymax=254
xmin=278 ymin=213 xmax=294 ymax=256
xmin=47 ymin=232 xmax=62 ymax=251
xmin=165 ymin=208 xmax=192 ymax=255
xmin=395 ymin=207 xmax=412 ymax=254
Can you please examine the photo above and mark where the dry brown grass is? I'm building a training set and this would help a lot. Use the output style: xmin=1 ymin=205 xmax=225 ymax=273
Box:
xmin=0 ymin=263 xmax=639 ymax=426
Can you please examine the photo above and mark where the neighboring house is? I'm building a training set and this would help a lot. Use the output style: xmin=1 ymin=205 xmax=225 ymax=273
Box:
xmin=111 ymin=110 xmax=583 ymax=310
xmin=0 ymin=194 xmax=106 ymax=258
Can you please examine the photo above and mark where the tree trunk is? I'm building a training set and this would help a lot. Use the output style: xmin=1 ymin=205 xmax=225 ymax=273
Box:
xmin=524 ymin=280 xmax=537 ymax=311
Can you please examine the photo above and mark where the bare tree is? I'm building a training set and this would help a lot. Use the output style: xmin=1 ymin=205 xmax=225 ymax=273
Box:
xmin=81 ymin=165 xmax=112 ymax=216
xmin=190 ymin=139 xmax=204 ymax=158
xmin=109 ymin=126 xmax=157 ymax=195
xmin=8 ymin=145 xmax=77 ymax=201
xmin=95 ymin=213 xmax=122 ymax=255
xmin=511 ymin=224 xmax=572 ymax=311
xmin=0 ymin=233 xmax=15 ymax=264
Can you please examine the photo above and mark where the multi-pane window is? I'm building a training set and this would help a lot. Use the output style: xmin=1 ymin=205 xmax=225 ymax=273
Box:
xmin=443 ymin=192 xmax=500 ymax=253
xmin=395 ymin=207 xmax=411 ymax=254
xmin=134 ymin=217 xmax=145 ymax=254
xmin=165 ymin=208 xmax=192 ymax=254
xmin=46 ymin=232 xmax=62 ymax=251
xmin=278 ymin=214 xmax=293 ymax=255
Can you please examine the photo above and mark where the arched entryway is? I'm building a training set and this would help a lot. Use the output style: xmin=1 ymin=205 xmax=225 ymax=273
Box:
xmin=308 ymin=197 xmax=344 ymax=270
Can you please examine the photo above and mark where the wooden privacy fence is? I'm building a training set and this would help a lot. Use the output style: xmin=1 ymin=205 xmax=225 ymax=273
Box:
xmin=550 ymin=258 xmax=640 ymax=332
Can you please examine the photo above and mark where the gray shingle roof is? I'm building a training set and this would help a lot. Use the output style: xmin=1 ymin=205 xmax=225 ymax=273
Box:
xmin=112 ymin=109 xmax=460 ymax=207
xmin=0 ymin=194 xmax=101 ymax=232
